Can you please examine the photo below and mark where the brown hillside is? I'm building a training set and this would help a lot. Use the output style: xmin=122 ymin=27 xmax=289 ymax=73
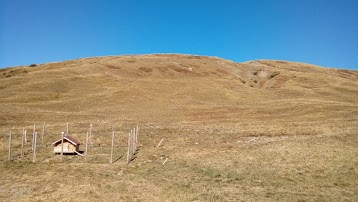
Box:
xmin=0 ymin=54 xmax=357 ymax=133
xmin=0 ymin=54 xmax=357 ymax=201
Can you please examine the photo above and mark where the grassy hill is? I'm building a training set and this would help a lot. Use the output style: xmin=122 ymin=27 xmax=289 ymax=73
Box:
xmin=0 ymin=54 xmax=357 ymax=201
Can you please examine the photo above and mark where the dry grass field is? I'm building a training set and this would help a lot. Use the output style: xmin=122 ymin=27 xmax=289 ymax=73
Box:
xmin=0 ymin=54 xmax=357 ymax=201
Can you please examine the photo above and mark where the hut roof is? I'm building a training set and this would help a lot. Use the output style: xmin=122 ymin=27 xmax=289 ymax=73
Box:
xmin=52 ymin=136 xmax=81 ymax=146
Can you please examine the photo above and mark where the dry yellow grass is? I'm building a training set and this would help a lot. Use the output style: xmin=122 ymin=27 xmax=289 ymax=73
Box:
xmin=0 ymin=54 xmax=357 ymax=201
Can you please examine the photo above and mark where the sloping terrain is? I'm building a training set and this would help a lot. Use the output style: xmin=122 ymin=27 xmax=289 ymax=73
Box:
xmin=0 ymin=54 xmax=357 ymax=132
xmin=0 ymin=54 xmax=357 ymax=201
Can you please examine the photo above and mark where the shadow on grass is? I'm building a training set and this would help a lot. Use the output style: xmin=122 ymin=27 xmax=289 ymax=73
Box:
xmin=113 ymin=156 xmax=123 ymax=163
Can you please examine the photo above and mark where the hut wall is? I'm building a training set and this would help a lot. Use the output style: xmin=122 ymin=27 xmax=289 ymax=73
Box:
xmin=68 ymin=144 xmax=76 ymax=152
xmin=54 ymin=142 xmax=76 ymax=153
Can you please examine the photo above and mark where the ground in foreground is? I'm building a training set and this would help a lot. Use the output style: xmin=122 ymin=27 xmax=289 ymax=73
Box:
xmin=0 ymin=126 xmax=357 ymax=202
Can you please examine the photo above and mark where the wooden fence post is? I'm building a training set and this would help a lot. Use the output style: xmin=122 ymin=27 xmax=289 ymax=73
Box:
xmin=21 ymin=128 xmax=24 ymax=157
xmin=24 ymin=129 xmax=27 ymax=142
xmin=61 ymin=132 xmax=64 ymax=160
xmin=133 ymin=127 xmax=136 ymax=152
xmin=127 ymin=126 xmax=139 ymax=164
xmin=32 ymin=124 xmax=36 ymax=151
xmin=127 ymin=132 xmax=131 ymax=164
xmin=89 ymin=124 xmax=92 ymax=149
xmin=110 ymin=130 xmax=115 ymax=163
xmin=129 ymin=130 xmax=132 ymax=162
xmin=66 ymin=123 xmax=69 ymax=136
xmin=131 ymin=129 xmax=134 ymax=160
xmin=32 ymin=131 xmax=34 ymax=151
xmin=136 ymin=125 xmax=139 ymax=148
xmin=8 ymin=131 xmax=12 ymax=161
xmin=85 ymin=132 xmax=89 ymax=162
xmin=41 ymin=122 xmax=45 ymax=146
xmin=33 ymin=132 xmax=37 ymax=163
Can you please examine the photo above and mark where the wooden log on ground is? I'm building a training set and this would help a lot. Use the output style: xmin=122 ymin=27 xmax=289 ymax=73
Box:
xmin=157 ymin=138 xmax=164 ymax=147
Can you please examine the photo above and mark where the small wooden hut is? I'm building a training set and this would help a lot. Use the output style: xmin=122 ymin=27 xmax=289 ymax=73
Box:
xmin=52 ymin=136 xmax=81 ymax=154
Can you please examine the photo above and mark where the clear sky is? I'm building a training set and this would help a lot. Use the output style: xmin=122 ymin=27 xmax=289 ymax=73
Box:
xmin=1 ymin=0 xmax=357 ymax=69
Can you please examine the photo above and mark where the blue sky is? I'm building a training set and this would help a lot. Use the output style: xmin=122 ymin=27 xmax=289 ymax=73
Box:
xmin=1 ymin=0 xmax=357 ymax=69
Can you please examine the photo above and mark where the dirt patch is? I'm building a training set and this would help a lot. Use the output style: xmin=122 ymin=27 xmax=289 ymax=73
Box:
xmin=139 ymin=67 xmax=153 ymax=73
xmin=270 ymin=75 xmax=288 ymax=88
xmin=216 ymin=69 xmax=230 ymax=76
xmin=105 ymin=64 xmax=121 ymax=69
